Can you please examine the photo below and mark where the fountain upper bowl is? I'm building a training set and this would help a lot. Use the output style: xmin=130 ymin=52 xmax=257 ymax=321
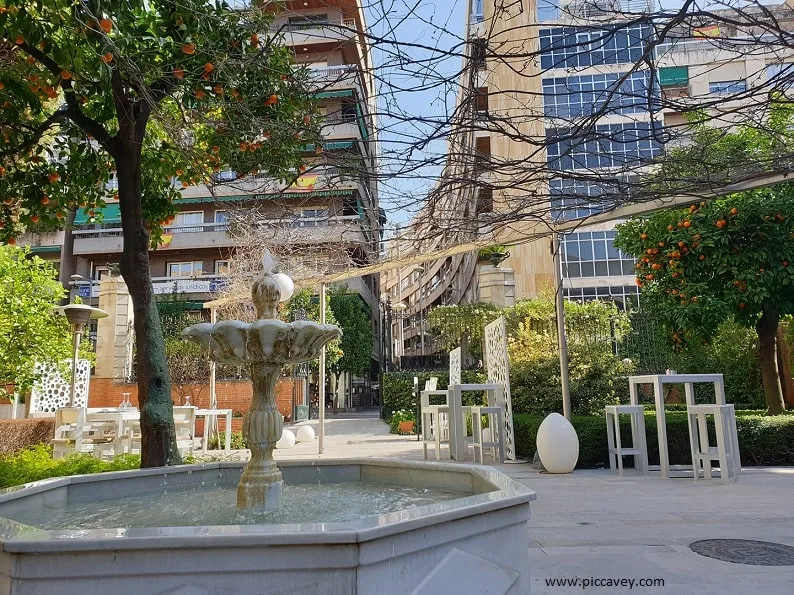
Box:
xmin=182 ymin=319 xmax=341 ymax=366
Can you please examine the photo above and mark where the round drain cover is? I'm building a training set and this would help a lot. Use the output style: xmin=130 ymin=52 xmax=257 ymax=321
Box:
xmin=690 ymin=539 xmax=794 ymax=566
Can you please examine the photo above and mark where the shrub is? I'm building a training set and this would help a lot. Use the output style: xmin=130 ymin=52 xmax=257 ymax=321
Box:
xmin=0 ymin=444 xmax=140 ymax=488
xmin=0 ymin=419 xmax=55 ymax=455
xmin=207 ymin=431 xmax=247 ymax=450
xmin=512 ymin=410 xmax=794 ymax=468
xmin=382 ymin=370 xmax=487 ymax=422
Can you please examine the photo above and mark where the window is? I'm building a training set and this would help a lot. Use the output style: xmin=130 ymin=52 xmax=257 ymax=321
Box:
xmin=767 ymin=63 xmax=794 ymax=91
xmin=547 ymin=122 xmax=663 ymax=171
xmin=539 ymin=25 xmax=653 ymax=70
xmin=214 ymin=210 xmax=228 ymax=230
xmin=537 ymin=0 xmax=559 ymax=22
xmin=560 ymin=232 xmax=636 ymax=279
xmin=475 ymin=87 xmax=489 ymax=113
xmin=168 ymin=261 xmax=203 ymax=278
xmin=563 ymin=285 xmax=639 ymax=310
xmin=287 ymin=15 xmax=328 ymax=31
xmin=471 ymin=0 xmax=485 ymax=22
xmin=549 ymin=179 xmax=622 ymax=221
xmin=543 ymin=71 xmax=656 ymax=119
xmin=709 ymin=80 xmax=747 ymax=95
xmin=171 ymin=211 xmax=204 ymax=232
xmin=214 ymin=260 xmax=230 ymax=275
xmin=476 ymin=188 xmax=494 ymax=214
xmin=471 ymin=38 xmax=487 ymax=68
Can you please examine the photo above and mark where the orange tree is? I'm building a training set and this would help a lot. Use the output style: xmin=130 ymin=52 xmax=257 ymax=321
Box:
xmin=615 ymin=190 xmax=794 ymax=414
xmin=0 ymin=1 xmax=319 ymax=465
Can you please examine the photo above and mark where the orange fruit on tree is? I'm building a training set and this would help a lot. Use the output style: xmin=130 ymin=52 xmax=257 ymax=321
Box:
xmin=174 ymin=67 xmax=185 ymax=79
xmin=716 ymin=219 xmax=726 ymax=228
xmin=268 ymin=93 xmax=278 ymax=104
xmin=30 ymin=214 xmax=40 ymax=223
xmin=211 ymin=145 xmax=220 ymax=153
xmin=299 ymin=165 xmax=307 ymax=173
xmin=40 ymin=195 xmax=50 ymax=205
xmin=683 ymin=220 xmax=691 ymax=228
xmin=102 ymin=52 xmax=113 ymax=63
xmin=6 ymin=237 xmax=16 ymax=245
xmin=239 ymin=141 xmax=248 ymax=151
xmin=699 ymin=254 xmax=706 ymax=260
xmin=100 ymin=18 xmax=113 ymax=34
xmin=2 ymin=198 xmax=12 ymax=205
xmin=667 ymin=225 xmax=673 ymax=231
xmin=14 ymin=35 xmax=23 ymax=45
xmin=0 ymin=82 xmax=4 ymax=90
xmin=730 ymin=207 xmax=738 ymax=215
xmin=182 ymin=43 xmax=196 ymax=55
xmin=195 ymin=89 xmax=205 ymax=99
xmin=303 ymin=115 xmax=311 ymax=125
xmin=55 ymin=211 xmax=65 ymax=219
xmin=60 ymin=70 xmax=72 ymax=80
xmin=26 ymin=56 xmax=36 ymax=65
xmin=251 ymin=33 xmax=259 ymax=46
xmin=640 ymin=233 xmax=648 ymax=240
xmin=204 ymin=62 xmax=214 ymax=73
xmin=48 ymin=172 xmax=60 ymax=183
xmin=214 ymin=85 xmax=223 ymax=95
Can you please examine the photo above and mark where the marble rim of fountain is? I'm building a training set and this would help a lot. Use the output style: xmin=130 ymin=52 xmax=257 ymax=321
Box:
xmin=181 ymin=319 xmax=341 ymax=366
xmin=0 ymin=459 xmax=536 ymax=553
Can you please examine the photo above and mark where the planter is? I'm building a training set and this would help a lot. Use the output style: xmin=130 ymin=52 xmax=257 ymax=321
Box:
xmin=398 ymin=420 xmax=415 ymax=434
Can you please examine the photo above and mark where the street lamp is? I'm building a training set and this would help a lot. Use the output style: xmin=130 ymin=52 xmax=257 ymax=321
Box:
xmin=391 ymin=301 xmax=407 ymax=364
xmin=56 ymin=302 xmax=107 ymax=406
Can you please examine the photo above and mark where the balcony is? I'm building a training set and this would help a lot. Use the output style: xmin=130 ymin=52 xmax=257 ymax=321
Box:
xmin=271 ymin=18 xmax=357 ymax=47
xmin=152 ymin=276 xmax=227 ymax=296
xmin=308 ymin=65 xmax=367 ymax=96
xmin=250 ymin=214 xmax=369 ymax=246
xmin=72 ymin=222 xmax=234 ymax=255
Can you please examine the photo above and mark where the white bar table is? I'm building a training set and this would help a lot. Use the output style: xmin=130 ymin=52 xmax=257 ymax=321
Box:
xmin=628 ymin=374 xmax=725 ymax=479
xmin=85 ymin=408 xmax=141 ymax=456
xmin=448 ymin=383 xmax=503 ymax=461
xmin=195 ymin=408 xmax=233 ymax=453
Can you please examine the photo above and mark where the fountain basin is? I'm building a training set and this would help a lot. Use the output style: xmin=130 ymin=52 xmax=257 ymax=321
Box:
xmin=0 ymin=459 xmax=534 ymax=595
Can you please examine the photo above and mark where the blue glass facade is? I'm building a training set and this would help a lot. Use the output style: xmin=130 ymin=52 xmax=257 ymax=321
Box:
xmin=547 ymin=122 xmax=663 ymax=170
xmin=539 ymin=25 xmax=653 ymax=70
xmin=543 ymin=71 xmax=655 ymax=118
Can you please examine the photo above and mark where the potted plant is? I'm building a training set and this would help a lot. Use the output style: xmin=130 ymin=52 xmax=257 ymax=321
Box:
xmin=389 ymin=409 xmax=416 ymax=435
xmin=477 ymin=245 xmax=511 ymax=268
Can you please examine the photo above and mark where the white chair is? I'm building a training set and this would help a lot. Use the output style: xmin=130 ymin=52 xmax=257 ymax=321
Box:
xmin=605 ymin=405 xmax=648 ymax=475
xmin=51 ymin=407 xmax=116 ymax=460
xmin=421 ymin=377 xmax=451 ymax=460
xmin=173 ymin=406 xmax=197 ymax=456
xmin=470 ymin=405 xmax=505 ymax=464
xmin=687 ymin=404 xmax=740 ymax=482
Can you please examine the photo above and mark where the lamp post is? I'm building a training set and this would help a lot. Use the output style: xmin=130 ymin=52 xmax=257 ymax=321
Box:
xmin=391 ymin=301 xmax=407 ymax=367
xmin=55 ymin=303 xmax=108 ymax=406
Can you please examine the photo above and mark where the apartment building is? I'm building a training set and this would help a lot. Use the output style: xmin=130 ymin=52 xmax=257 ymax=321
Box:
xmin=384 ymin=0 xmax=794 ymax=359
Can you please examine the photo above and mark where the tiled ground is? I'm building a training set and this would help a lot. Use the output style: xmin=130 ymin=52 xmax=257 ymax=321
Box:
xmin=198 ymin=412 xmax=794 ymax=594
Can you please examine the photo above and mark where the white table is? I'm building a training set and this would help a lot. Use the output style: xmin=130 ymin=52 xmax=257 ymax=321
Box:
xmin=85 ymin=408 xmax=141 ymax=456
xmin=447 ymin=383 xmax=504 ymax=461
xmin=195 ymin=408 xmax=233 ymax=453
xmin=628 ymin=374 xmax=725 ymax=479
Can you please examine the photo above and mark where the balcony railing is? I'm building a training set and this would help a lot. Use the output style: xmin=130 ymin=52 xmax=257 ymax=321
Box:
xmin=275 ymin=19 xmax=356 ymax=34
xmin=72 ymin=222 xmax=228 ymax=239
xmin=152 ymin=276 xmax=227 ymax=295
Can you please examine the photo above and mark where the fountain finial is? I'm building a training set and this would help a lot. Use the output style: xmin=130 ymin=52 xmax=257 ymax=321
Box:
xmin=252 ymin=250 xmax=281 ymax=319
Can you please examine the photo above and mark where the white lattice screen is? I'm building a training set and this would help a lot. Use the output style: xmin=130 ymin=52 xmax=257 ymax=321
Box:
xmin=29 ymin=360 xmax=91 ymax=413
xmin=449 ymin=347 xmax=461 ymax=386
xmin=484 ymin=317 xmax=516 ymax=461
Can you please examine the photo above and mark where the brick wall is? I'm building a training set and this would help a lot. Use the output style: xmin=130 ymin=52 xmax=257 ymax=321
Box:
xmin=89 ymin=377 xmax=303 ymax=419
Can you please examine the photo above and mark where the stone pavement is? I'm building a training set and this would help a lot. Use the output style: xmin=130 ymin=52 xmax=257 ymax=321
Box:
xmin=202 ymin=412 xmax=794 ymax=594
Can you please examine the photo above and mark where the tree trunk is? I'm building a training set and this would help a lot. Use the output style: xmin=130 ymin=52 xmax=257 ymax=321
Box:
xmin=58 ymin=207 xmax=77 ymax=304
xmin=115 ymin=141 xmax=180 ymax=467
xmin=756 ymin=310 xmax=786 ymax=415
xmin=776 ymin=324 xmax=794 ymax=408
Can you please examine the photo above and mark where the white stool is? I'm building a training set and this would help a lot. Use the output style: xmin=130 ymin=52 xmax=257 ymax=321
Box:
xmin=470 ymin=406 xmax=505 ymax=464
xmin=605 ymin=405 xmax=648 ymax=475
xmin=686 ymin=404 xmax=740 ymax=482
xmin=421 ymin=387 xmax=451 ymax=461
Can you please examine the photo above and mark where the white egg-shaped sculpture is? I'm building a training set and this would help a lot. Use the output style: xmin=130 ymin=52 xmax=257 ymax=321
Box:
xmin=275 ymin=428 xmax=296 ymax=449
xmin=535 ymin=413 xmax=579 ymax=474
xmin=296 ymin=425 xmax=316 ymax=443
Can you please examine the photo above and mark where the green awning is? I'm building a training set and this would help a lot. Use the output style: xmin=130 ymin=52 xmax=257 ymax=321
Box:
xmin=175 ymin=195 xmax=254 ymax=204
xmin=659 ymin=66 xmax=689 ymax=87
xmin=316 ymin=89 xmax=355 ymax=99
xmin=303 ymin=141 xmax=355 ymax=152
xmin=254 ymin=189 xmax=355 ymax=200
xmin=29 ymin=245 xmax=61 ymax=254
xmin=74 ymin=203 xmax=121 ymax=225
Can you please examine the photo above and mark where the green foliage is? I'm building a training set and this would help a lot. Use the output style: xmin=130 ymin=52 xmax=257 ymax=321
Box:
xmin=283 ymin=288 xmax=342 ymax=367
xmin=329 ymin=290 xmax=373 ymax=377
xmin=0 ymin=444 xmax=140 ymax=488
xmin=427 ymin=303 xmax=502 ymax=359
xmin=207 ymin=431 xmax=246 ymax=450
xmin=512 ymin=411 xmax=794 ymax=467
xmin=0 ymin=0 xmax=319 ymax=244
xmin=615 ymin=188 xmax=794 ymax=345
xmin=388 ymin=409 xmax=415 ymax=434
xmin=382 ymin=370 xmax=487 ymax=422
xmin=0 ymin=245 xmax=87 ymax=393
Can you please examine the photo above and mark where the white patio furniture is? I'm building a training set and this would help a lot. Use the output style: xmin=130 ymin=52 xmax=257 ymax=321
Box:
xmin=628 ymin=373 xmax=738 ymax=479
xmin=447 ymin=318 xmax=514 ymax=463
xmin=29 ymin=359 xmax=91 ymax=416
xmin=605 ymin=405 xmax=648 ymax=476
xmin=195 ymin=408 xmax=234 ymax=453
xmin=52 ymin=407 xmax=116 ymax=460
xmin=687 ymin=404 xmax=740 ymax=482
xmin=85 ymin=408 xmax=140 ymax=458
xmin=420 ymin=376 xmax=451 ymax=461
xmin=173 ymin=406 xmax=197 ymax=456
xmin=470 ymin=404 xmax=505 ymax=464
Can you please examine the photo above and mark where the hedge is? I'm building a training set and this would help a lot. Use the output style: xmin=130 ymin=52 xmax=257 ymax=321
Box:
xmin=0 ymin=419 xmax=55 ymax=455
xmin=513 ymin=411 xmax=794 ymax=468
xmin=383 ymin=370 xmax=486 ymax=421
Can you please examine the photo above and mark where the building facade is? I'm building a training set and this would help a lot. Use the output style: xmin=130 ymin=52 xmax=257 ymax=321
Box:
xmin=18 ymin=0 xmax=383 ymax=405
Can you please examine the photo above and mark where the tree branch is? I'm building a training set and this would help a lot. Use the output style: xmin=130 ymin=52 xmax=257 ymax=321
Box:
xmin=17 ymin=41 xmax=116 ymax=155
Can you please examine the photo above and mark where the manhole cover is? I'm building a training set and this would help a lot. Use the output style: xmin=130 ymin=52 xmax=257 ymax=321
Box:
xmin=690 ymin=539 xmax=794 ymax=566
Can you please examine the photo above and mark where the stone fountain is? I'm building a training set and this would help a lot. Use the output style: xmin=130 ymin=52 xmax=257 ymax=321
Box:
xmin=182 ymin=252 xmax=340 ymax=511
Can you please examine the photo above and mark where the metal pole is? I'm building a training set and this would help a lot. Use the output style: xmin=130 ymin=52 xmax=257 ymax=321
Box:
xmin=208 ymin=307 xmax=218 ymax=443
xmin=318 ymin=282 xmax=327 ymax=455
xmin=552 ymin=234 xmax=572 ymax=420
xmin=68 ymin=325 xmax=82 ymax=407
xmin=420 ymin=308 xmax=425 ymax=355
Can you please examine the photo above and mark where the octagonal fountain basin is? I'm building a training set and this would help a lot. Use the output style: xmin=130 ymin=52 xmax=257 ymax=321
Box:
xmin=0 ymin=459 xmax=534 ymax=595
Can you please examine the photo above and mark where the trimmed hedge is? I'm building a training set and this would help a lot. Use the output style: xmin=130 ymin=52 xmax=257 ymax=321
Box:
xmin=514 ymin=411 xmax=794 ymax=468
xmin=383 ymin=371 xmax=486 ymax=420
xmin=0 ymin=419 xmax=55 ymax=455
